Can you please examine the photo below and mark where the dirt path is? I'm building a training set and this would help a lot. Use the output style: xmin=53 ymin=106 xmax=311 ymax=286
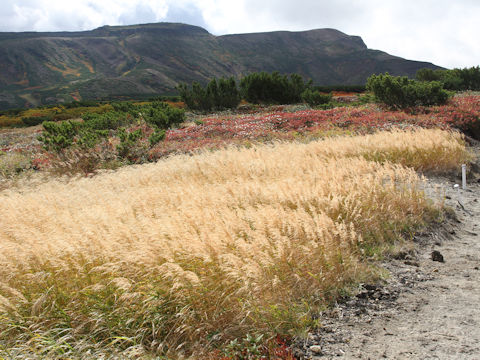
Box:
xmin=294 ymin=152 xmax=480 ymax=359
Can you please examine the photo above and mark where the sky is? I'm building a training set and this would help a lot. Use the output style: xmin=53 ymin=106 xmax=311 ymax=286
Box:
xmin=0 ymin=0 xmax=478 ymax=69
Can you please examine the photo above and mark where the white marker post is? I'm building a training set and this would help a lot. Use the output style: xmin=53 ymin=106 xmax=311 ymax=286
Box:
xmin=454 ymin=183 xmax=462 ymax=207
xmin=462 ymin=164 xmax=467 ymax=190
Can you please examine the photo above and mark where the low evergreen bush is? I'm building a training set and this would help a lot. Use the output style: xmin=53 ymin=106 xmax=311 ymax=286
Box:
xmin=178 ymin=77 xmax=240 ymax=111
xmin=143 ymin=101 xmax=185 ymax=128
xmin=22 ymin=115 xmax=54 ymax=127
xmin=366 ymin=73 xmax=450 ymax=109
xmin=301 ymin=89 xmax=332 ymax=107
xmin=149 ymin=130 xmax=166 ymax=146
xmin=416 ymin=66 xmax=480 ymax=91
xmin=239 ymin=72 xmax=309 ymax=104
xmin=38 ymin=121 xmax=82 ymax=150
xmin=38 ymin=102 xmax=184 ymax=153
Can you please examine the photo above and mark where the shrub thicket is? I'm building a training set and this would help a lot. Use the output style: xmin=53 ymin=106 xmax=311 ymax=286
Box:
xmin=416 ymin=66 xmax=480 ymax=91
xmin=366 ymin=73 xmax=450 ymax=109
xmin=0 ymin=108 xmax=23 ymax=116
xmin=148 ymin=95 xmax=182 ymax=102
xmin=62 ymin=100 xmax=103 ymax=109
xmin=301 ymin=89 xmax=332 ymax=107
xmin=82 ymin=111 xmax=132 ymax=130
xmin=21 ymin=115 xmax=54 ymax=127
xmin=39 ymin=120 xmax=82 ymax=151
xmin=142 ymin=101 xmax=186 ymax=128
xmin=39 ymin=102 xmax=184 ymax=156
xmin=178 ymin=77 xmax=240 ymax=111
xmin=116 ymin=128 xmax=144 ymax=161
xmin=239 ymin=71 xmax=309 ymax=104
xmin=315 ymin=85 xmax=366 ymax=93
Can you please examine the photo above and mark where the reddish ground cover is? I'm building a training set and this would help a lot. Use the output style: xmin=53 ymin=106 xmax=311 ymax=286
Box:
xmin=1 ymin=95 xmax=479 ymax=172
xmin=430 ymin=94 xmax=480 ymax=138
xmin=148 ymin=95 xmax=480 ymax=160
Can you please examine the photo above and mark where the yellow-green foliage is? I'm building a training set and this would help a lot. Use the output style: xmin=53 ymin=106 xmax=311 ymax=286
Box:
xmin=0 ymin=104 xmax=114 ymax=128
xmin=0 ymin=115 xmax=22 ymax=127
xmin=0 ymin=129 xmax=469 ymax=358
xmin=66 ymin=104 xmax=113 ymax=118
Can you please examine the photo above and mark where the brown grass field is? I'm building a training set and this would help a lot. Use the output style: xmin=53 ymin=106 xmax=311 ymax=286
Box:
xmin=0 ymin=128 xmax=470 ymax=358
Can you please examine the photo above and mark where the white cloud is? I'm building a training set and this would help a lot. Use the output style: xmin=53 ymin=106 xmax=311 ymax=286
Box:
xmin=353 ymin=1 xmax=480 ymax=68
xmin=0 ymin=0 xmax=478 ymax=68
xmin=1 ymin=0 xmax=169 ymax=32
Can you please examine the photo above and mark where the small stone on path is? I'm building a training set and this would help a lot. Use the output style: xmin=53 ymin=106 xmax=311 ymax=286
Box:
xmin=431 ymin=250 xmax=445 ymax=263
xmin=310 ymin=345 xmax=323 ymax=354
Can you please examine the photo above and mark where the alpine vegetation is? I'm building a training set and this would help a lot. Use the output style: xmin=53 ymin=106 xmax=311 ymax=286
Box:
xmin=0 ymin=129 xmax=469 ymax=358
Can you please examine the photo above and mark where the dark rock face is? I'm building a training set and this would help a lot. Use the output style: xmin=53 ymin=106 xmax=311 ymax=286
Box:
xmin=0 ymin=22 xmax=442 ymax=109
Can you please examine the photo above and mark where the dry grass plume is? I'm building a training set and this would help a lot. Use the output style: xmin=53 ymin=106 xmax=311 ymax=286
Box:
xmin=0 ymin=129 xmax=470 ymax=358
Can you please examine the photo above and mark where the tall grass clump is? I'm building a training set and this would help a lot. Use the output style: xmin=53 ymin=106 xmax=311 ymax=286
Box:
xmin=0 ymin=129 xmax=469 ymax=358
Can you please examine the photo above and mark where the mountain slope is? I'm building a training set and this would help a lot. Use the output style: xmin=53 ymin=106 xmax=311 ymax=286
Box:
xmin=0 ymin=23 xmax=441 ymax=109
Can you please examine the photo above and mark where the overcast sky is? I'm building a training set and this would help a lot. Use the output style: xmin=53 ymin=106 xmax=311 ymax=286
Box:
xmin=0 ymin=0 xmax=478 ymax=69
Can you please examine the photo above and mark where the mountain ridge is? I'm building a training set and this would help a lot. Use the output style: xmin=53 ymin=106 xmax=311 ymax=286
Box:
xmin=0 ymin=22 xmax=442 ymax=109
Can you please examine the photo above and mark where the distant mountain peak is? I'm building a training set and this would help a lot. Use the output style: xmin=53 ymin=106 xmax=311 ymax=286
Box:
xmin=0 ymin=22 xmax=441 ymax=109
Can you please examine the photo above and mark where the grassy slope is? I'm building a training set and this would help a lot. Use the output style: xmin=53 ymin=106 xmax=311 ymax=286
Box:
xmin=0 ymin=129 xmax=469 ymax=358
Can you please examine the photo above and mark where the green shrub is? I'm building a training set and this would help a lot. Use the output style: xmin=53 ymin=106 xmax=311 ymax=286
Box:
xmin=178 ymin=77 xmax=240 ymax=111
xmin=21 ymin=115 xmax=54 ymax=127
xmin=38 ymin=121 xmax=82 ymax=150
xmin=38 ymin=102 xmax=182 ymax=154
xmin=63 ymin=100 xmax=102 ymax=109
xmin=149 ymin=130 xmax=166 ymax=146
xmin=314 ymin=85 xmax=366 ymax=93
xmin=301 ymin=89 xmax=332 ymax=106
xmin=358 ymin=93 xmax=376 ymax=104
xmin=416 ymin=66 xmax=480 ymax=91
xmin=111 ymin=101 xmax=137 ymax=114
xmin=117 ymin=128 xmax=143 ymax=161
xmin=366 ymin=73 xmax=450 ymax=109
xmin=76 ymin=129 xmax=110 ymax=148
xmin=0 ymin=108 xmax=23 ymax=116
xmin=240 ymin=72 xmax=309 ymax=104
xmin=148 ymin=95 xmax=182 ymax=102
xmin=216 ymin=77 xmax=241 ymax=109
xmin=456 ymin=66 xmax=480 ymax=90
xmin=146 ymin=107 xmax=168 ymax=128
xmin=83 ymin=111 xmax=133 ymax=130
xmin=143 ymin=101 xmax=185 ymax=128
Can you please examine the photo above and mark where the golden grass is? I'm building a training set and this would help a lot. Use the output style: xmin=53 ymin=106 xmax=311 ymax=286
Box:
xmin=0 ymin=129 xmax=469 ymax=358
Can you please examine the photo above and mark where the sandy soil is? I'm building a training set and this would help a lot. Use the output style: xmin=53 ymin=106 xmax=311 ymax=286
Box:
xmin=294 ymin=148 xmax=480 ymax=359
